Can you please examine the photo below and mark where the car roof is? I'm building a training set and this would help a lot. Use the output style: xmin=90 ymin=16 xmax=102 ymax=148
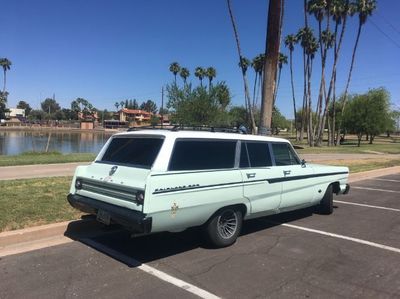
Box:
xmin=113 ymin=129 xmax=291 ymax=143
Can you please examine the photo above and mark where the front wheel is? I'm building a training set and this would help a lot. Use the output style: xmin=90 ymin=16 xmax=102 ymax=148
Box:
xmin=205 ymin=208 xmax=243 ymax=248
xmin=317 ymin=184 xmax=333 ymax=215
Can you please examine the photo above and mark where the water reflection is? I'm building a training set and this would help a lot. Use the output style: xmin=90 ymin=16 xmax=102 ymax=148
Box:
xmin=0 ymin=131 xmax=113 ymax=155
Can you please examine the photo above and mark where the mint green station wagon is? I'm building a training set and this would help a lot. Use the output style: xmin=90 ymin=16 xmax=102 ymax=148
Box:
xmin=67 ymin=128 xmax=350 ymax=247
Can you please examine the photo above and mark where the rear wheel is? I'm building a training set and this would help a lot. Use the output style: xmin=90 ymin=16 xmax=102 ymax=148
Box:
xmin=317 ymin=184 xmax=333 ymax=215
xmin=205 ymin=208 xmax=243 ymax=248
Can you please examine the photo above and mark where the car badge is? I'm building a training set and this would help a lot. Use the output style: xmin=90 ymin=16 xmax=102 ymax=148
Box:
xmin=109 ymin=166 xmax=118 ymax=176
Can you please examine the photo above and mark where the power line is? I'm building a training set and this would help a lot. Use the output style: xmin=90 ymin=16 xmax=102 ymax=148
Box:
xmin=376 ymin=11 xmax=400 ymax=36
xmin=369 ymin=18 xmax=400 ymax=49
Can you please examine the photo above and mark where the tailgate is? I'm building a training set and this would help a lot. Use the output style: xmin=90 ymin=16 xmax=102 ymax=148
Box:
xmin=74 ymin=162 xmax=150 ymax=212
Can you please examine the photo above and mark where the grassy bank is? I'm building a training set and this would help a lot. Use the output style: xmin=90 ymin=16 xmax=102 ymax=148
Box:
xmin=0 ymin=151 xmax=96 ymax=167
xmin=292 ymin=135 xmax=400 ymax=154
xmin=0 ymin=177 xmax=83 ymax=232
xmin=314 ymin=158 xmax=400 ymax=173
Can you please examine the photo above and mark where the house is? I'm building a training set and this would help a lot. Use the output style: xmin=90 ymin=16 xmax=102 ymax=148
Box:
xmin=119 ymin=109 xmax=152 ymax=124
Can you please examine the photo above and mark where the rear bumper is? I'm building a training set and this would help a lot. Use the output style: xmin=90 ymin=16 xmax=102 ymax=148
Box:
xmin=67 ymin=193 xmax=152 ymax=234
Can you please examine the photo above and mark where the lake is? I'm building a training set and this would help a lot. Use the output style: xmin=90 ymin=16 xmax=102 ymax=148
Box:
xmin=0 ymin=131 xmax=114 ymax=155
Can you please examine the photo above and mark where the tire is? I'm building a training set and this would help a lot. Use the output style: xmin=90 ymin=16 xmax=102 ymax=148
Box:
xmin=205 ymin=207 xmax=243 ymax=248
xmin=317 ymin=184 xmax=333 ymax=215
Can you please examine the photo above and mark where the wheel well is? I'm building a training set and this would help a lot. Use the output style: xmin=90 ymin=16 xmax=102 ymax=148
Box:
xmin=206 ymin=204 xmax=247 ymax=224
xmin=331 ymin=182 xmax=340 ymax=195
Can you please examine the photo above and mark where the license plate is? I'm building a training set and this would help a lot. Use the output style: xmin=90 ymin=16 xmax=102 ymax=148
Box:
xmin=96 ymin=209 xmax=111 ymax=225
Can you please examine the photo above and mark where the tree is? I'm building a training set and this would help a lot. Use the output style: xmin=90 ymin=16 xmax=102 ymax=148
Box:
xmin=180 ymin=67 xmax=190 ymax=85
xmin=251 ymin=54 xmax=265 ymax=109
xmin=206 ymin=67 xmax=217 ymax=88
xmin=284 ymin=34 xmax=299 ymax=140
xmin=343 ymin=88 xmax=391 ymax=146
xmin=71 ymin=98 xmax=96 ymax=120
xmin=169 ymin=62 xmax=181 ymax=84
xmin=140 ymin=100 xmax=158 ymax=114
xmin=273 ymin=53 xmax=288 ymax=107
xmin=0 ymin=58 xmax=12 ymax=92
xmin=41 ymin=98 xmax=61 ymax=114
xmin=194 ymin=67 xmax=206 ymax=87
xmin=167 ymin=82 xmax=231 ymax=126
xmin=226 ymin=0 xmax=256 ymax=132
xmin=120 ymin=101 xmax=125 ymax=109
xmin=114 ymin=102 xmax=119 ymax=111
xmin=340 ymin=0 xmax=376 ymax=130
xmin=0 ymin=92 xmax=8 ymax=119
xmin=260 ymin=0 xmax=283 ymax=136
xmin=17 ymin=100 xmax=32 ymax=116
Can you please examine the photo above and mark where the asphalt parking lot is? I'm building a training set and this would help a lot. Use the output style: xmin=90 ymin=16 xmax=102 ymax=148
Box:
xmin=1 ymin=174 xmax=400 ymax=298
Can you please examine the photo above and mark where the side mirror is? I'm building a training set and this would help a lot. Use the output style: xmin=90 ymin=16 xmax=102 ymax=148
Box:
xmin=301 ymin=159 xmax=306 ymax=168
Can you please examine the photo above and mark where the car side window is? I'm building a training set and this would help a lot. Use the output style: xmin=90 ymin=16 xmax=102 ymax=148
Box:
xmin=239 ymin=142 xmax=250 ymax=168
xmin=240 ymin=141 xmax=272 ymax=168
xmin=169 ymin=139 xmax=237 ymax=171
xmin=272 ymin=143 xmax=300 ymax=166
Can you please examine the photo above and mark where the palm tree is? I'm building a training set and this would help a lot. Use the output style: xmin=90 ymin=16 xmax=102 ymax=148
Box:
xmin=0 ymin=58 xmax=12 ymax=92
xmin=273 ymin=53 xmax=288 ymax=107
xmin=260 ymin=0 xmax=283 ymax=135
xmin=226 ymin=0 xmax=256 ymax=132
xmin=194 ymin=67 xmax=205 ymax=87
xmin=120 ymin=101 xmax=125 ymax=110
xmin=169 ymin=62 xmax=181 ymax=84
xmin=206 ymin=67 xmax=217 ymax=88
xmin=114 ymin=102 xmax=119 ymax=111
xmin=284 ymin=34 xmax=299 ymax=140
xmin=341 ymin=0 xmax=376 ymax=113
xmin=179 ymin=67 xmax=190 ymax=85
xmin=251 ymin=54 xmax=264 ymax=109
xmin=329 ymin=0 xmax=350 ymax=145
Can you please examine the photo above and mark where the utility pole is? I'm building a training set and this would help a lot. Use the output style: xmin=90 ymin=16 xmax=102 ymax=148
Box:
xmin=259 ymin=0 xmax=283 ymax=135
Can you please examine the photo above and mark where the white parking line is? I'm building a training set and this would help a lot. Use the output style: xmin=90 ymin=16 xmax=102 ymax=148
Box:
xmin=82 ymin=238 xmax=220 ymax=299
xmin=352 ymin=186 xmax=400 ymax=194
xmin=280 ymin=223 xmax=400 ymax=254
xmin=333 ymin=200 xmax=400 ymax=212
xmin=371 ymin=178 xmax=400 ymax=183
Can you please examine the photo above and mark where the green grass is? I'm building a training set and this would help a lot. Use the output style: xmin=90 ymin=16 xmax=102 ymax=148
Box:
xmin=0 ymin=177 xmax=83 ymax=232
xmin=0 ymin=151 xmax=96 ymax=167
xmin=294 ymin=135 xmax=400 ymax=154
xmin=319 ymin=158 xmax=400 ymax=173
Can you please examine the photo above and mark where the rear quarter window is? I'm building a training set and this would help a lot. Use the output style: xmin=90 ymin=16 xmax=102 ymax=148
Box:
xmin=169 ymin=139 xmax=237 ymax=171
xmin=100 ymin=137 xmax=164 ymax=168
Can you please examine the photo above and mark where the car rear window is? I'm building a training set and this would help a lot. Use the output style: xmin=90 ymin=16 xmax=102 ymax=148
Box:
xmin=100 ymin=137 xmax=164 ymax=168
xmin=169 ymin=139 xmax=236 ymax=171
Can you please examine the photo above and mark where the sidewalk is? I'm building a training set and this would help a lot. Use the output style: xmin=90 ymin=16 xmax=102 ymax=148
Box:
xmin=0 ymin=162 xmax=90 ymax=180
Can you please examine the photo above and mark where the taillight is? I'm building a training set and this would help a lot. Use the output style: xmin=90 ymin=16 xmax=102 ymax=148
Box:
xmin=136 ymin=191 xmax=144 ymax=205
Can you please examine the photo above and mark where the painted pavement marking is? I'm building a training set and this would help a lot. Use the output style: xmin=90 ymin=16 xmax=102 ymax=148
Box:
xmin=278 ymin=223 xmax=400 ymax=254
xmin=333 ymin=200 xmax=400 ymax=212
xmin=82 ymin=238 xmax=220 ymax=299
xmin=352 ymin=186 xmax=400 ymax=194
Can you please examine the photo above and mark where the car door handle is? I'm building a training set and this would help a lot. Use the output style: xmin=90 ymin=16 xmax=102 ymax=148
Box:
xmin=283 ymin=170 xmax=291 ymax=176
xmin=246 ymin=173 xmax=256 ymax=179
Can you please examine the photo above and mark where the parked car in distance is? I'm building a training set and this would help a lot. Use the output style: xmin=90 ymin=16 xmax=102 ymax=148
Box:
xmin=67 ymin=127 xmax=350 ymax=247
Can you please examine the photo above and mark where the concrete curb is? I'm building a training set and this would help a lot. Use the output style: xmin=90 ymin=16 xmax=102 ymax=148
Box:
xmin=348 ymin=166 xmax=400 ymax=183
xmin=0 ymin=166 xmax=399 ymax=254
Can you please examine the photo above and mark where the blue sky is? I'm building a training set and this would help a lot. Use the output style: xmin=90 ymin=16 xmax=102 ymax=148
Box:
xmin=1 ymin=0 xmax=399 ymax=118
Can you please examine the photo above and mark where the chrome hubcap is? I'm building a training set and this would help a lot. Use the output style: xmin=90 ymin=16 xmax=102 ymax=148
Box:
xmin=217 ymin=210 xmax=238 ymax=239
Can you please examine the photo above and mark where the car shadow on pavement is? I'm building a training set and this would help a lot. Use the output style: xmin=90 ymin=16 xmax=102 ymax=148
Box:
xmin=64 ymin=207 xmax=319 ymax=267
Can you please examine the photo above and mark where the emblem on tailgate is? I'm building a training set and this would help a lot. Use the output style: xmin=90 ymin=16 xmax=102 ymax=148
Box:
xmin=109 ymin=165 xmax=118 ymax=176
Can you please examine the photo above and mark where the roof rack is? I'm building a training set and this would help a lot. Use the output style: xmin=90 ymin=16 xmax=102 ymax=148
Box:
xmin=127 ymin=125 xmax=248 ymax=134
